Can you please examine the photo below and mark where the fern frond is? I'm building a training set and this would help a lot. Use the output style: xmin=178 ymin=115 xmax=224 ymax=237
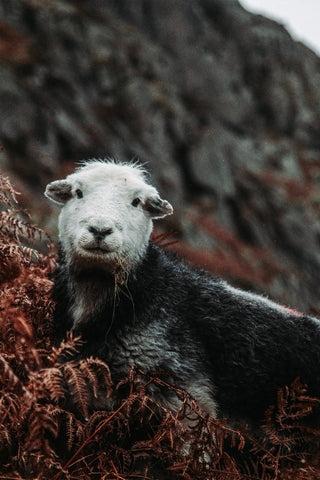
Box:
xmin=49 ymin=407 xmax=84 ymax=451
xmin=0 ymin=175 xmax=19 ymax=206
xmin=0 ymin=243 xmax=40 ymax=263
xmin=0 ymin=210 xmax=45 ymax=242
xmin=42 ymin=367 xmax=65 ymax=402
xmin=12 ymin=314 xmax=33 ymax=339
xmin=0 ymin=393 xmax=20 ymax=422
xmin=84 ymin=411 xmax=111 ymax=437
xmin=63 ymin=363 xmax=90 ymax=419
xmin=24 ymin=405 xmax=59 ymax=453
xmin=0 ymin=355 xmax=22 ymax=391
xmin=79 ymin=357 xmax=112 ymax=400
xmin=49 ymin=333 xmax=83 ymax=366
xmin=65 ymin=411 xmax=83 ymax=451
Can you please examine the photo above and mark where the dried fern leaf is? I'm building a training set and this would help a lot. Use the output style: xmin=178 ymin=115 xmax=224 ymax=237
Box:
xmin=49 ymin=334 xmax=83 ymax=366
xmin=0 ymin=355 xmax=22 ymax=391
xmin=63 ymin=363 xmax=90 ymax=419
xmin=79 ymin=357 xmax=112 ymax=399
xmin=42 ymin=367 xmax=65 ymax=402
xmin=0 ymin=243 xmax=40 ymax=263
xmin=0 ymin=209 xmax=45 ymax=242
xmin=0 ymin=175 xmax=19 ymax=206
xmin=24 ymin=405 xmax=59 ymax=453
xmin=50 ymin=407 xmax=84 ymax=451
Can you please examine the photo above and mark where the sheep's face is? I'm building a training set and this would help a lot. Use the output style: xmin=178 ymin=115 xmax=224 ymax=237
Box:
xmin=45 ymin=161 xmax=173 ymax=274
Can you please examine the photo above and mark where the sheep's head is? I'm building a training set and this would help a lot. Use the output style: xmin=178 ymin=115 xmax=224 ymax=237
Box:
xmin=45 ymin=160 xmax=173 ymax=275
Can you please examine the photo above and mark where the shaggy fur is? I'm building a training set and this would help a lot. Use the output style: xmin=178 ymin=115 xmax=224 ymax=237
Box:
xmin=48 ymin=161 xmax=320 ymax=425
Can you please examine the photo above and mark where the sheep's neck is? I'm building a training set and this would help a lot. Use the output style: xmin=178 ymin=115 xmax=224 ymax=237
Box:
xmin=68 ymin=267 xmax=122 ymax=328
xmin=66 ymin=243 xmax=158 ymax=334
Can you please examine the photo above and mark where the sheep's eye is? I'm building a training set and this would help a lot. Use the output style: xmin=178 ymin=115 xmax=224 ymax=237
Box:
xmin=75 ymin=189 xmax=83 ymax=199
xmin=131 ymin=197 xmax=140 ymax=207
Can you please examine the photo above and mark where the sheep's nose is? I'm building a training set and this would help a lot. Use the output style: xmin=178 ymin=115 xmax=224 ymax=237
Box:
xmin=88 ymin=226 xmax=113 ymax=240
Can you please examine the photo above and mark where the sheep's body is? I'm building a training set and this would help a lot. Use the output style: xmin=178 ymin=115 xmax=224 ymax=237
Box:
xmin=53 ymin=243 xmax=320 ymax=424
xmin=47 ymin=161 xmax=320 ymax=425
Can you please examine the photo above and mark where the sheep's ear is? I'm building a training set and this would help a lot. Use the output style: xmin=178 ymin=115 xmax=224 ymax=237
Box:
xmin=143 ymin=195 xmax=173 ymax=219
xmin=44 ymin=180 xmax=73 ymax=205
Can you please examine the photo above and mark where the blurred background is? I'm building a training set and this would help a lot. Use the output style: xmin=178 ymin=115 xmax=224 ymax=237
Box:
xmin=1 ymin=0 xmax=320 ymax=313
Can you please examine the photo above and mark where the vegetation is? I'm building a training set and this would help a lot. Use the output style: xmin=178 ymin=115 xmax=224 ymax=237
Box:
xmin=1 ymin=174 xmax=320 ymax=479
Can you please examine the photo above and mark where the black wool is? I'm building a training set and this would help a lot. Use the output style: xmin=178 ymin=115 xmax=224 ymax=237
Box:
xmin=53 ymin=242 xmax=320 ymax=425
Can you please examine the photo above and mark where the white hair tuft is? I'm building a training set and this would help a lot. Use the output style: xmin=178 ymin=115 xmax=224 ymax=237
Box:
xmin=75 ymin=158 xmax=149 ymax=181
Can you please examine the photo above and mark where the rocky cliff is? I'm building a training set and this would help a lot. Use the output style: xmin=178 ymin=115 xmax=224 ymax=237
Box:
xmin=1 ymin=0 xmax=320 ymax=312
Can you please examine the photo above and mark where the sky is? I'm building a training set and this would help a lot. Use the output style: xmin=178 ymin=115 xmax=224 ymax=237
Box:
xmin=241 ymin=0 xmax=320 ymax=55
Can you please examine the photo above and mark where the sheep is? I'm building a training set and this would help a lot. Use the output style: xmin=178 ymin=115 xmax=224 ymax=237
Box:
xmin=45 ymin=159 xmax=320 ymax=426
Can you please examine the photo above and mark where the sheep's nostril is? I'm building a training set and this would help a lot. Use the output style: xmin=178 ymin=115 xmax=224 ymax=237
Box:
xmin=88 ymin=226 xmax=113 ymax=239
xmin=88 ymin=226 xmax=99 ymax=236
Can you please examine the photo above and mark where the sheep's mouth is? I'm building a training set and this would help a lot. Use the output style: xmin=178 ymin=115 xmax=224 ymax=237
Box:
xmin=81 ymin=245 xmax=113 ymax=254
xmin=74 ymin=246 xmax=125 ymax=275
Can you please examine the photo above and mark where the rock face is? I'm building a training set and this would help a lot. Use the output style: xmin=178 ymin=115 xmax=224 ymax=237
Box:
xmin=1 ymin=0 xmax=320 ymax=312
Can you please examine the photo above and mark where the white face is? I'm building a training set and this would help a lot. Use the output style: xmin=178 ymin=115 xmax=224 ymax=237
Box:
xmin=45 ymin=162 xmax=173 ymax=273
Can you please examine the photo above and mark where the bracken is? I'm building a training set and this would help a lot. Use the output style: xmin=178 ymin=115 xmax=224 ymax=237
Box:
xmin=0 ymin=173 xmax=320 ymax=480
